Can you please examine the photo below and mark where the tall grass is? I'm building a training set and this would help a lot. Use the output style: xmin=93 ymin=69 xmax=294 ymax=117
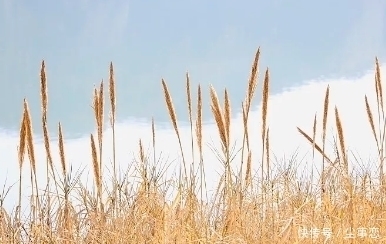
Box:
xmin=1 ymin=49 xmax=386 ymax=243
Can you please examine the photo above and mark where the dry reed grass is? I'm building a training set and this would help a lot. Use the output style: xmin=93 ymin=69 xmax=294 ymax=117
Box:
xmin=1 ymin=49 xmax=386 ymax=243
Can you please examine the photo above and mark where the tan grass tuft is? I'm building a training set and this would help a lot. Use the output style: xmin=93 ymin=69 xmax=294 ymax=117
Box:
xmin=18 ymin=108 xmax=27 ymax=169
xmin=224 ymin=89 xmax=231 ymax=150
xmin=196 ymin=84 xmax=203 ymax=157
xmin=186 ymin=72 xmax=195 ymax=183
xmin=365 ymin=95 xmax=378 ymax=149
xmin=109 ymin=62 xmax=116 ymax=122
xmin=334 ymin=106 xmax=347 ymax=171
xmin=297 ymin=127 xmax=333 ymax=165
xmin=58 ymin=122 xmax=66 ymax=177
xmin=241 ymin=48 xmax=261 ymax=193
xmin=375 ymin=57 xmax=384 ymax=118
xmin=17 ymin=106 xmax=27 ymax=225
xmin=261 ymin=69 xmax=270 ymax=144
xmin=161 ymin=79 xmax=187 ymax=180
xmin=40 ymin=60 xmax=47 ymax=115
xmin=23 ymin=100 xmax=36 ymax=177
xmin=261 ymin=68 xmax=270 ymax=181
xmin=90 ymin=134 xmax=101 ymax=207
xmin=109 ymin=62 xmax=117 ymax=186
xmin=195 ymin=84 xmax=206 ymax=202
xmin=321 ymin=85 xmax=330 ymax=195
xmin=209 ymin=85 xmax=227 ymax=150
xmin=245 ymin=48 xmax=260 ymax=113
xmin=40 ymin=61 xmax=56 ymax=202
xmin=98 ymin=81 xmax=104 ymax=174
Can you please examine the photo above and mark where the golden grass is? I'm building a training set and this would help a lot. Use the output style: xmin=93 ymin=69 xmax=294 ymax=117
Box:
xmin=1 ymin=49 xmax=386 ymax=243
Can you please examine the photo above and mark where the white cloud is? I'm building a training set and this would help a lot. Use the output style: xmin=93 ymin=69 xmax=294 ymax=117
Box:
xmin=0 ymin=63 xmax=385 ymax=216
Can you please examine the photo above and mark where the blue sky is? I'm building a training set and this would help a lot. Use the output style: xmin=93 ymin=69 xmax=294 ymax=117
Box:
xmin=0 ymin=0 xmax=385 ymax=138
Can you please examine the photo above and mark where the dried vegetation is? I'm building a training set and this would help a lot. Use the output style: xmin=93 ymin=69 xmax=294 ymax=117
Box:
xmin=1 ymin=49 xmax=386 ymax=243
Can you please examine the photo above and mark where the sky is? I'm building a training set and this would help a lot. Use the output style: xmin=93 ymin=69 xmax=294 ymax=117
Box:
xmin=0 ymin=0 xmax=385 ymax=138
xmin=0 ymin=0 xmax=386 ymax=215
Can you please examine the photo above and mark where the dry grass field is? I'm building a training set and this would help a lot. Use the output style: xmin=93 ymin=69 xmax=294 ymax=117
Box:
xmin=1 ymin=48 xmax=386 ymax=243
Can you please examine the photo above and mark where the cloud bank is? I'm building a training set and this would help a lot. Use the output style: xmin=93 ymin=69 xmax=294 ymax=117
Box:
xmin=0 ymin=63 xmax=385 ymax=215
